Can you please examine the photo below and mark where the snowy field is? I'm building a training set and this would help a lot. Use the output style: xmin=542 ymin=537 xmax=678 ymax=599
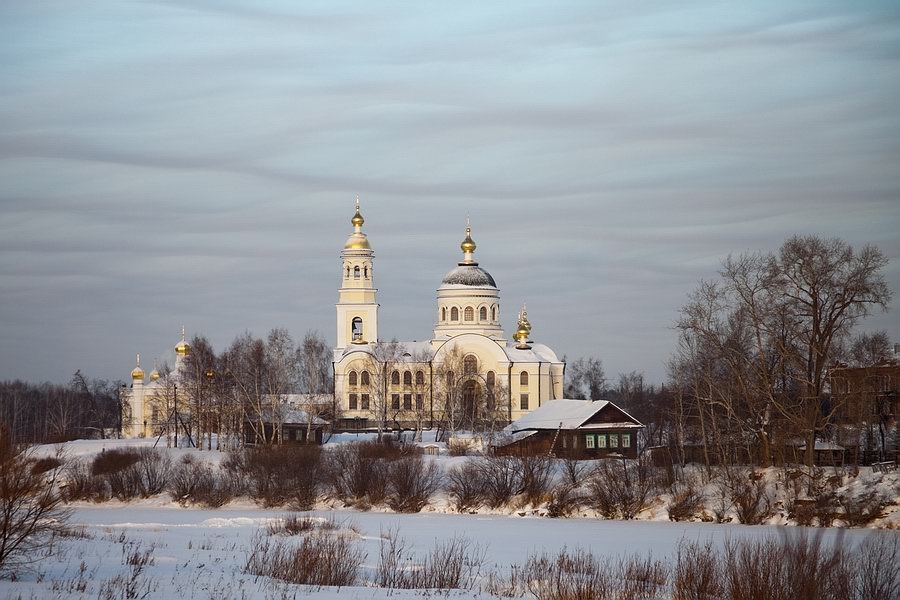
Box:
xmin=4 ymin=437 xmax=897 ymax=598
xmin=2 ymin=504 xmax=892 ymax=600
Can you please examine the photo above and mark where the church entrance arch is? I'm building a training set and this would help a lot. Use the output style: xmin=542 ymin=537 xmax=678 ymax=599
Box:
xmin=462 ymin=379 xmax=481 ymax=430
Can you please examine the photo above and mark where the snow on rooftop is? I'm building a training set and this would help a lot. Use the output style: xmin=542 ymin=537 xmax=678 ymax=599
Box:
xmin=509 ymin=399 xmax=611 ymax=431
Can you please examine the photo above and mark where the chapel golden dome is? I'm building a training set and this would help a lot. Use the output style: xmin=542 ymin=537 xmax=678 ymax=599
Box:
xmin=344 ymin=235 xmax=372 ymax=250
xmin=131 ymin=354 xmax=144 ymax=380
xmin=514 ymin=306 xmax=532 ymax=349
xmin=149 ymin=367 xmax=161 ymax=381
xmin=175 ymin=326 xmax=190 ymax=357
xmin=351 ymin=203 xmax=364 ymax=227
xmin=460 ymin=226 xmax=476 ymax=254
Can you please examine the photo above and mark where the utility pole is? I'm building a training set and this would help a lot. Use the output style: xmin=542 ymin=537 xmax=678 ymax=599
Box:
xmin=174 ymin=383 xmax=178 ymax=448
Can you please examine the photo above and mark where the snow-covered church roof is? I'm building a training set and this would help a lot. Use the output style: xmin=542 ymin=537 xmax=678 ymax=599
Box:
xmin=440 ymin=264 xmax=497 ymax=288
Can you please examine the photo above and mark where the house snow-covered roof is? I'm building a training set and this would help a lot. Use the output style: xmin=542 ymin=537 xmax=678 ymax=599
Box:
xmin=508 ymin=399 xmax=642 ymax=432
xmin=249 ymin=405 xmax=328 ymax=426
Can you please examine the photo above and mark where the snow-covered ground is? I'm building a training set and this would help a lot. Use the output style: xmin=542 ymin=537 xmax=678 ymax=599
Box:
xmin=6 ymin=437 xmax=898 ymax=598
xmin=3 ymin=504 xmax=892 ymax=600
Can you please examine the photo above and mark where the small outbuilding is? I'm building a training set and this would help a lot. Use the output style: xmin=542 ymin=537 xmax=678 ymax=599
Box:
xmin=494 ymin=399 xmax=643 ymax=459
xmin=244 ymin=406 xmax=329 ymax=445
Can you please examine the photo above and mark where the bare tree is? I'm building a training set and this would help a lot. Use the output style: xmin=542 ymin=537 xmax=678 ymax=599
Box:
xmin=296 ymin=330 xmax=334 ymax=443
xmin=848 ymin=330 xmax=892 ymax=367
xmin=362 ymin=339 xmax=404 ymax=440
xmin=564 ymin=357 xmax=606 ymax=400
xmin=0 ymin=446 xmax=71 ymax=575
xmin=772 ymin=236 xmax=891 ymax=465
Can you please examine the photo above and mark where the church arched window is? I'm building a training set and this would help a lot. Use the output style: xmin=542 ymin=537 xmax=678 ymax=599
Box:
xmin=492 ymin=305 xmax=497 ymax=321
xmin=441 ymin=307 xmax=446 ymax=322
xmin=479 ymin=306 xmax=487 ymax=321
xmin=464 ymin=355 xmax=477 ymax=375
xmin=520 ymin=371 xmax=529 ymax=386
xmin=345 ymin=266 xmax=350 ymax=279
xmin=391 ymin=370 xmax=400 ymax=386
xmin=486 ymin=371 xmax=495 ymax=388
xmin=416 ymin=370 xmax=425 ymax=385
xmin=403 ymin=371 xmax=412 ymax=386
xmin=364 ymin=266 xmax=368 ymax=278
xmin=451 ymin=307 xmax=459 ymax=321
xmin=349 ymin=371 xmax=358 ymax=386
xmin=353 ymin=265 xmax=360 ymax=279
xmin=361 ymin=371 xmax=370 ymax=386
xmin=464 ymin=307 xmax=474 ymax=321
xmin=351 ymin=317 xmax=363 ymax=341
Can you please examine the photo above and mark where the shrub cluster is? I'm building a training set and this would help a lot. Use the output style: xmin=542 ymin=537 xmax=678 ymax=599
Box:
xmin=445 ymin=455 xmax=555 ymax=512
xmin=224 ymin=445 xmax=323 ymax=509
xmin=64 ymin=448 xmax=174 ymax=502
xmin=245 ymin=530 xmax=364 ymax=587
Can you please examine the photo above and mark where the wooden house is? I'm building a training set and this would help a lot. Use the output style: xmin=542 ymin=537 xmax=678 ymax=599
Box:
xmin=494 ymin=399 xmax=643 ymax=459
xmin=244 ymin=405 xmax=329 ymax=445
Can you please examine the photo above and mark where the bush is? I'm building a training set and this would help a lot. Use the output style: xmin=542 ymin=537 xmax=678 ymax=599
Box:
xmin=168 ymin=456 xmax=234 ymax=508
xmin=724 ymin=471 xmax=771 ymax=525
xmin=377 ymin=529 xmax=485 ymax=590
xmin=385 ymin=455 xmax=443 ymax=513
xmin=446 ymin=461 xmax=487 ymax=512
xmin=228 ymin=445 xmax=322 ymax=508
xmin=839 ymin=492 xmax=889 ymax=527
xmin=31 ymin=456 xmax=63 ymax=475
xmin=477 ymin=456 xmax=522 ymax=509
xmin=673 ymin=540 xmax=722 ymax=600
xmin=134 ymin=448 xmax=171 ymax=497
xmin=64 ymin=458 xmax=110 ymax=502
xmin=92 ymin=449 xmax=142 ymax=501
xmin=491 ymin=547 xmax=667 ymax=600
xmin=326 ymin=443 xmax=388 ymax=507
xmin=518 ymin=455 xmax=555 ymax=507
xmin=546 ymin=483 xmax=587 ymax=518
xmin=265 ymin=514 xmax=318 ymax=536
xmin=587 ymin=458 xmax=656 ymax=519
xmin=667 ymin=476 xmax=706 ymax=522
xmin=245 ymin=531 xmax=364 ymax=587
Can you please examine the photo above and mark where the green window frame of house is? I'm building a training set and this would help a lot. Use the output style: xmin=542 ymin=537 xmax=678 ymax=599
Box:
xmin=622 ymin=433 xmax=631 ymax=448
xmin=597 ymin=434 xmax=607 ymax=448
xmin=585 ymin=434 xmax=595 ymax=449
xmin=609 ymin=434 xmax=619 ymax=448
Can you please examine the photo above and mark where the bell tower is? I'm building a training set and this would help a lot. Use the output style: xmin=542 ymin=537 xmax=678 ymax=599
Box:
xmin=336 ymin=197 xmax=379 ymax=349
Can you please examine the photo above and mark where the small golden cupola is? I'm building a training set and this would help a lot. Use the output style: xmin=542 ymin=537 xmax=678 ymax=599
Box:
xmin=149 ymin=361 xmax=161 ymax=381
xmin=175 ymin=326 xmax=190 ymax=357
xmin=131 ymin=353 xmax=145 ymax=381
xmin=460 ymin=217 xmax=477 ymax=264
xmin=513 ymin=305 xmax=532 ymax=349
xmin=344 ymin=196 xmax=372 ymax=250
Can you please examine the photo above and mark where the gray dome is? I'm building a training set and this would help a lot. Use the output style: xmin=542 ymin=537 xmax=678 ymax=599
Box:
xmin=441 ymin=264 xmax=497 ymax=288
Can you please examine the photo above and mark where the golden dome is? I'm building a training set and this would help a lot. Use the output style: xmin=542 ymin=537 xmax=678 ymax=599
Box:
xmin=131 ymin=353 xmax=144 ymax=380
xmin=514 ymin=306 xmax=532 ymax=349
xmin=351 ymin=206 xmax=364 ymax=227
xmin=149 ymin=368 xmax=160 ymax=381
xmin=460 ymin=226 xmax=476 ymax=254
xmin=344 ymin=234 xmax=372 ymax=250
xmin=175 ymin=326 xmax=190 ymax=357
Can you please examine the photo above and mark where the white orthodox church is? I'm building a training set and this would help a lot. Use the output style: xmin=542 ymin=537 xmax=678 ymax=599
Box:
xmin=332 ymin=201 xmax=565 ymax=431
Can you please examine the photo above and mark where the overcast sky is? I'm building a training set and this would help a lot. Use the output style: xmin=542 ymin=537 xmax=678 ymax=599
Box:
xmin=1 ymin=1 xmax=898 ymax=385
